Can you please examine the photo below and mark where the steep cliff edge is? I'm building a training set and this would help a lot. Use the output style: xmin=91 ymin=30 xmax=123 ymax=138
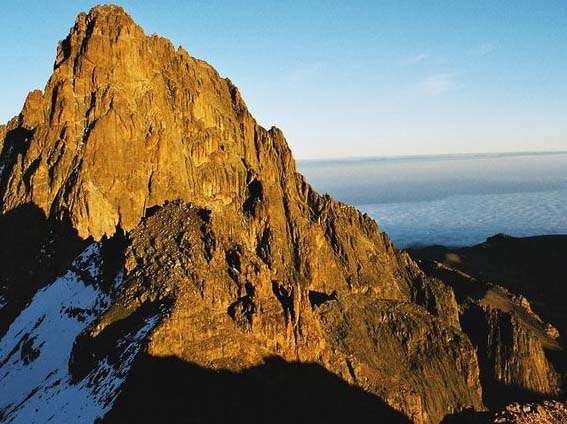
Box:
xmin=409 ymin=234 xmax=567 ymax=347
xmin=0 ymin=125 xmax=5 ymax=154
xmin=411 ymin=254 xmax=564 ymax=409
xmin=0 ymin=5 xmax=496 ymax=424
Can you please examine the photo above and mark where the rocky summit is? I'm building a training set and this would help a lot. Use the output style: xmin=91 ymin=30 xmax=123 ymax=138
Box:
xmin=0 ymin=5 xmax=564 ymax=424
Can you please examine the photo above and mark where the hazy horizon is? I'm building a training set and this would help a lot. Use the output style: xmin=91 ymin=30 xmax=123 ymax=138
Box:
xmin=299 ymin=151 xmax=567 ymax=246
xmin=296 ymin=149 xmax=567 ymax=162
xmin=1 ymin=1 xmax=566 ymax=158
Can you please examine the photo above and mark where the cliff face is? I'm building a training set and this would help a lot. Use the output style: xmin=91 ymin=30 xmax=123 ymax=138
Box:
xmin=2 ymin=5 xmax=253 ymax=240
xmin=83 ymin=200 xmax=481 ymax=424
xmin=409 ymin=234 xmax=567 ymax=349
xmin=2 ymin=5 xmax=542 ymax=424
xmin=0 ymin=125 xmax=5 ymax=153
xmin=415 ymin=260 xmax=564 ymax=409
xmin=1 ymin=5 xmax=416 ymax=303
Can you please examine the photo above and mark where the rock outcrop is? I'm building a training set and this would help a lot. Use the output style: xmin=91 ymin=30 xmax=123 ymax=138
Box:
xmin=3 ymin=5 xmax=562 ymax=424
xmin=441 ymin=401 xmax=567 ymax=424
xmin=0 ymin=124 xmax=5 ymax=152
xmin=81 ymin=200 xmax=481 ymax=424
xmin=413 ymin=258 xmax=564 ymax=409
xmin=489 ymin=401 xmax=567 ymax=424
xmin=409 ymin=234 xmax=567 ymax=347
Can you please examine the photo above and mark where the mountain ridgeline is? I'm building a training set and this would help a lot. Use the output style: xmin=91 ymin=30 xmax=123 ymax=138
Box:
xmin=0 ymin=5 xmax=564 ymax=424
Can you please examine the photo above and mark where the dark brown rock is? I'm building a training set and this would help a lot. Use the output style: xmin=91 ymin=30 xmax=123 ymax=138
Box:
xmin=409 ymin=234 xmax=567 ymax=345
xmin=0 ymin=124 xmax=5 ymax=150
xmin=489 ymin=400 xmax=567 ymax=424
xmin=413 ymin=259 xmax=564 ymax=408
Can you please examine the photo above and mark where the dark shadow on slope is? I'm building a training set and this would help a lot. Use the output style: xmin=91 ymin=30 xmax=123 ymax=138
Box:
xmin=102 ymin=354 xmax=412 ymax=424
xmin=408 ymin=234 xmax=567 ymax=348
xmin=440 ymin=409 xmax=490 ymax=424
xmin=0 ymin=203 xmax=127 ymax=339
xmin=480 ymin=382 xmax=552 ymax=410
xmin=0 ymin=203 xmax=88 ymax=338
xmin=461 ymin=302 xmax=561 ymax=410
xmin=413 ymin=260 xmax=487 ymax=303
xmin=309 ymin=290 xmax=337 ymax=308
xmin=100 ymin=226 xmax=128 ymax=291
xmin=0 ymin=127 xmax=34 ymax=202
xmin=70 ymin=299 xmax=168 ymax=383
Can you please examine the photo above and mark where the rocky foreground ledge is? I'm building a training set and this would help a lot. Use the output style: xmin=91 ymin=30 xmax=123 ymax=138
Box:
xmin=491 ymin=401 xmax=567 ymax=423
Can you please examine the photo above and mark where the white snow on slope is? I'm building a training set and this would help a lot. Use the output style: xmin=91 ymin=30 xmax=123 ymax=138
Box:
xmin=0 ymin=145 xmax=13 ymax=180
xmin=0 ymin=243 xmax=159 ymax=424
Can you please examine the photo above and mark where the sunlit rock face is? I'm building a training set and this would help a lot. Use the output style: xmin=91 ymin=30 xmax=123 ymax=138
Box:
xmin=4 ymin=5 xmax=563 ymax=424
xmin=89 ymin=200 xmax=483 ymax=424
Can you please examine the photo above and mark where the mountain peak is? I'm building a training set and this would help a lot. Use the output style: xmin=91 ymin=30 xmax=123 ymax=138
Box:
xmin=77 ymin=4 xmax=136 ymax=33
xmin=54 ymin=4 xmax=142 ymax=72
xmin=2 ymin=6 xmax=563 ymax=424
xmin=87 ymin=4 xmax=131 ymax=18
xmin=2 ymin=5 xmax=257 ymax=239
xmin=0 ymin=8 xmax=487 ymax=418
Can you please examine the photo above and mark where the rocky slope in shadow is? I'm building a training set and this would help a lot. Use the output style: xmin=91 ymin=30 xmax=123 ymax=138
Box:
xmin=409 ymin=236 xmax=566 ymax=412
xmin=0 ymin=5 xmax=563 ymax=424
xmin=409 ymin=234 xmax=567 ymax=347
xmin=102 ymin=354 xmax=414 ymax=424
xmin=79 ymin=200 xmax=481 ymax=424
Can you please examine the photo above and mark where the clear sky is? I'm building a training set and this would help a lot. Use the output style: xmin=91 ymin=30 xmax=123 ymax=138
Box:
xmin=1 ymin=1 xmax=566 ymax=159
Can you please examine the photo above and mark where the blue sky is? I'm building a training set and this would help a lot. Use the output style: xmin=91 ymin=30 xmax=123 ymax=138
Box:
xmin=1 ymin=1 xmax=566 ymax=158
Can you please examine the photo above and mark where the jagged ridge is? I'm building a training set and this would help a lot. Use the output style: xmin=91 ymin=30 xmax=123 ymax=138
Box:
xmin=1 ymin=5 xmax=561 ymax=424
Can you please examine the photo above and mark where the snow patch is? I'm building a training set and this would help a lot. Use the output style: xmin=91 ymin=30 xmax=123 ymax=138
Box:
xmin=0 ymin=243 xmax=160 ymax=423
xmin=0 ymin=144 xmax=13 ymax=179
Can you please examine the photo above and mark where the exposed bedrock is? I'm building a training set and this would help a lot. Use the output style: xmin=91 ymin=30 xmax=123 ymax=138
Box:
xmin=7 ymin=5 xmax=563 ymax=423
xmin=416 ymin=260 xmax=564 ymax=409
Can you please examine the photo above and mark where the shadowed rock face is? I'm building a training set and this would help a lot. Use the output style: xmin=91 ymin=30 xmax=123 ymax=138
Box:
xmin=5 ymin=5 xmax=550 ymax=424
xmin=409 ymin=234 xmax=567 ymax=347
xmin=410 ymin=243 xmax=566 ymax=409
xmin=0 ymin=203 xmax=88 ymax=337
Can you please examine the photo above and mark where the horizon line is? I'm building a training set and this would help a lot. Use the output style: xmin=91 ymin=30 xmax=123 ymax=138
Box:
xmin=296 ymin=149 xmax=567 ymax=163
